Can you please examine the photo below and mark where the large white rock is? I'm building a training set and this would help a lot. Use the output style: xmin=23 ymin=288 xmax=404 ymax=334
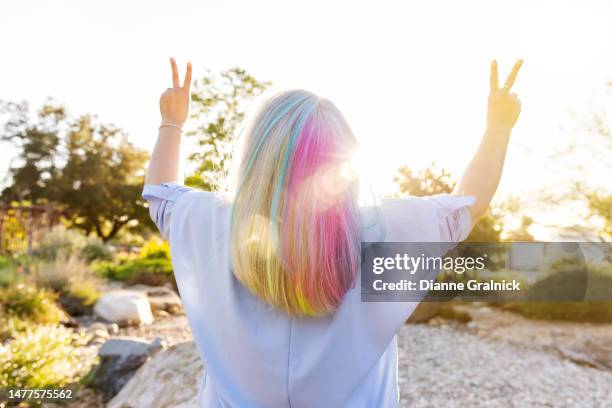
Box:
xmin=108 ymin=342 xmax=203 ymax=408
xmin=94 ymin=290 xmax=154 ymax=325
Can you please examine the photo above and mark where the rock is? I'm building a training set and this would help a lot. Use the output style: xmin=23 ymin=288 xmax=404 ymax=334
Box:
xmin=556 ymin=340 xmax=612 ymax=370
xmin=90 ymin=337 xmax=167 ymax=400
xmin=94 ymin=290 xmax=154 ymax=326
xmin=87 ymin=322 xmax=110 ymax=345
xmin=406 ymin=303 xmax=442 ymax=324
xmin=107 ymin=323 xmax=119 ymax=335
xmin=108 ymin=342 xmax=203 ymax=408
xmin=128 ymin=284 xmax=184 ymax=316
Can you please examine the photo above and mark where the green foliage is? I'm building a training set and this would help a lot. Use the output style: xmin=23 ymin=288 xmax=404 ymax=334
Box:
xmin=394 ymin=163 xmax=456 ymax=196
xmin=29 ymin=226 xmax=114 ymax=263
xmin=187 ymin=68 xmax=270 ymax=190
xmin=505 ymin=302 xmax=612 ymax=323
xmin=30 ymin=226 xmax=87 ymax=261
xmin=0 ymin=101 xmax=64 ymax=203
xmin=393 ymin=163 xmax=504 ymax=242
xmin=435 ymin=305 xmax=472 ymax=323
xmin=0 ymin=324 xmax=90 ymax=389
xmin=94 ymin=238 xmax=173 ymax=286
xmin=503 ymin=263 xmax=612 ymax=323
xmin=0 ymin=255 xmax=13 ymax=270
xmin=586 ymin=192 xmax=612 ymax=241
xmin=138 ymin=238 xmax=170 ymax=260
xmin=0 ymin=284 xmax=66 ymax=325
xmin=0 ymin=101 xmax=150 ymax=242
xmin=30 ymin=254 xmax=102 ymax=316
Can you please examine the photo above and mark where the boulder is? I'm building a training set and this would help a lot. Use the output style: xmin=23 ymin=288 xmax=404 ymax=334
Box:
xmin=90 ymin=337 xmax=166 ymax=400
xmin=556 ymin=339 xmax=612 ymax=370
xmin=108 ymin=342 xmax=203 ymax=408
xmin=128 ymin=284 xmax=184 ymax=316
xmin=94 ymin=290 xmax=154 ymax=325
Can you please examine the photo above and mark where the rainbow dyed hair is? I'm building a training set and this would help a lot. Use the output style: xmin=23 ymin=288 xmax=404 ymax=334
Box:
xmin=229 ymin=90 xmax=361 ymax=316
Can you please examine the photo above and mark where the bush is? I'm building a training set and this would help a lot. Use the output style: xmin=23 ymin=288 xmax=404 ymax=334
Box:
xmin=94 ymin=239 xmax=174 ymax=287
xmin=96 ymin=258 xmax=173 ymax=286
xmin=30 ymin=255 xmax=102 ymax=316
xmin=59 ymin=280 xmax=101 ymax=316
xmin=80 ymin=240 xmax=114 ymax=262
xmin=138 ymin=239 xmax=171 ymax=260
xmin=0 ymin=325 xmax=92 ymax=389
xmin=503 ymin=302 xmax=612 ymax=323
xmin=497 ymin=260 xmax=612 ymax=323
xmin=0 ymin=284 xmax=67 ymax=325
xmin=30 ymin=226 xmax=114 ymax=262
xmin=30 ymin=226 xmax=88 ymax=261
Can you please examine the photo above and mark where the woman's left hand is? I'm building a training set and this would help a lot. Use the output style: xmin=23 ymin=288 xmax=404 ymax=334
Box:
xmin=487 ymin=59 xmax=523 ymax=134
xmin=159 ymin=58 xmax=192 ymax=126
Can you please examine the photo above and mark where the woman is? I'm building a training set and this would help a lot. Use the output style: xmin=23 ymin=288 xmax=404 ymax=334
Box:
xmin=143 ymin=58 xmax=522 ymax=407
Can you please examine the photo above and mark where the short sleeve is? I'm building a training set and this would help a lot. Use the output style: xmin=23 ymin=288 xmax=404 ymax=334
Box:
xmin=142 ymin=182 xmax=194 ymax=239
xmin=378 ymin=194 xmax=475 ymax=243
xmin=425 ymin=194 xmax=475 ymax=242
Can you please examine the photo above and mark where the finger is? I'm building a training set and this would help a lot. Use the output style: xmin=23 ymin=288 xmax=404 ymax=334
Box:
xmin=170 ymin=58 xmax=179 ymax=88
xmin=490 ymin=60 xmax=499 ymax=91
xmin=183 ymin=62 xmax=192 ymax=89
xmin=503 ymin=59 xmax=523 ymax=90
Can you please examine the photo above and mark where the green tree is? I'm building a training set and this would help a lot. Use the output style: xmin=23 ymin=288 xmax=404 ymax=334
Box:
xmin=0 ymin=101 xmax=65 ymax=203
xmin=394 ymin=163 xmax=503 ymax=242
xmin=186 ymin=67 xmax=270 ymax=190
xmin=1 ymin=102 xmax=150 ymax=242
xmin=54 ymin=115 xmax=149 ymax=241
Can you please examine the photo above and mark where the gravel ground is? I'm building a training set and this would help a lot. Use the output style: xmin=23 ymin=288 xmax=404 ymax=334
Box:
xmin=397 ymin=325 xmax=612 ymax=408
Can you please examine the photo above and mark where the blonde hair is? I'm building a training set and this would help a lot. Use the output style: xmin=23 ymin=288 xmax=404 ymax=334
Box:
xmin=229 ymin=90 xmax=361 ymax=316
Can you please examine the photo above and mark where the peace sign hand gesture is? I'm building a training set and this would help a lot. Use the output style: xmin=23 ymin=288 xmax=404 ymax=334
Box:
xmin=159 ymin=58 xmax=192 ymax=126
xmin=487 ymin=60 xmax=523 ymax=133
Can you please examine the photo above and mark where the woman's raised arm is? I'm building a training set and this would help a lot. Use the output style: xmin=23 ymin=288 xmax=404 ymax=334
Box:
xmin=455 ymin=59 xmax=523 ymax=222
xmin=145 ymin=58 xmax=192 ymax=185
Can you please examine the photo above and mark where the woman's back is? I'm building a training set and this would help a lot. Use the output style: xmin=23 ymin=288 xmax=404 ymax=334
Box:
xmin=143 ymin=183 xmax=474 ymax=407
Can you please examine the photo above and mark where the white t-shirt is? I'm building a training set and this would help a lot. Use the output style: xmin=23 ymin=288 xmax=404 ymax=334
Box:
xmin=142 ymin=183 xmax=474 ymax=408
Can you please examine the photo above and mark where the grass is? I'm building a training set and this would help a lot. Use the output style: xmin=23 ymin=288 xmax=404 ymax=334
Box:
xmin=0 ymin=324 xmax=92 ymax=389
xmin=0 ymin=284 xmax=67 ymax=326
xmin=94 ymin=238 xmax=174 ymax=287
xmin=500 ymin=302 xmax=612 ymax=323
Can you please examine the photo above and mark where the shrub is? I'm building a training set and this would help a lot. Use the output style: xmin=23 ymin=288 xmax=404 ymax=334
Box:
xmin=58 ymin=280 xmax=101 ymax=316
xmin=138 ymin=239 xmax=171 ymax=260
xmin=503 ymin=302 xmax=612 ymax=323
xmin=0 ymin=256 xmax=12 ymax=270
xmin=0 ymin=325 xmax=92 ymax=389
xmin=80 ymin=240 xmax=114 ymax=262
xmin=30 ymin=225 xmax=114 ymax=263
xmin=94 ymin=239 xmax=174 ymax=287
xmin=30 ymin=226 xmax=88 ymax=261
xmin=29 ymin=255 xmax=102 ymax=316
xmin=499 ymin=262 xmax=612 ymax=323
xmin=97 ymin=258 xmax=173 ymax=285
xmin=0 ymin=284 xmax=67 ymax=325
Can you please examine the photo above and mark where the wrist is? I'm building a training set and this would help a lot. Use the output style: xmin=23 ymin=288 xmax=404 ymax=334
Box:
xmin=159 ymin=121 xmax=183 ymax=132
xmin=485 ymin=125 xmax=512 ymax=138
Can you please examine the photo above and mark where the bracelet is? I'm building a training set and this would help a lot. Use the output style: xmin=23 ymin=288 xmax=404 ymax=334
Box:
xmin=159 ymin=122 xmax=183 ymax=131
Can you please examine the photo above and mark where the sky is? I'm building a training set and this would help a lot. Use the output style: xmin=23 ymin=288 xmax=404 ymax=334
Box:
xmin=1 ymin=0 xmax=612 ymax=208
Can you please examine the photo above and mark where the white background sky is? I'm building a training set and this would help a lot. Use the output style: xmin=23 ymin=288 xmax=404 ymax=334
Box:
xmin=2 ymin=0 xmax=611 ymax=202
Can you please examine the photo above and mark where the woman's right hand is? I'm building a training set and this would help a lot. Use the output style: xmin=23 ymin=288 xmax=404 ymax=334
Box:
xmin=487 ymin=59 xmax=523 ymax=134
xmin=159 ymin=58 xmax=192 ymax=126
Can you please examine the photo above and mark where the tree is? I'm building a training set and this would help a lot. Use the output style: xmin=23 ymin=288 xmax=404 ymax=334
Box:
xmin=1 ymin=102 xmax=150 ymax=242
xmin=394 ymin=163 xmax=504 ymax=242
xmin=54 ymin=115 xmax=149 ymax=242
xmin=0 ymin=101 xmax=65 ymax=203
xmin=186 ymin=67 xmax=270 ymax=190
xmin=541 ymin=84 xmax=612 ymax=243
